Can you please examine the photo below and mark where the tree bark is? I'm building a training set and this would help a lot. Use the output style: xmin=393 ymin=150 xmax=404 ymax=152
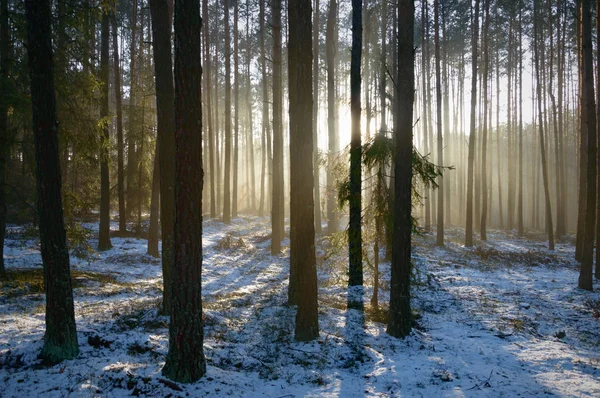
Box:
xmin=388 ymin=0 xmax=414 ymax=338
xmin=147 ymin=141 xmax=160 ymax=258
xmin=25 ymin=0 xmax=79 ymax=363
xmin=98 ymin=10 xmax=112 ymax=251
xmin=578 ymin=0 xmax=595 ymax=289
xmin=162 ymin=0 xmax=206 ymax=382
xmin=288 ymin=0 xmax=319 ymax=341
xmin=0 ymin=0 xmax=9 ymax=275
xmin=127 ymin=0 xmax=139 ymax=220
xmin=326 ymin=0 xmax=339 ymax=235
xmin=533 ymin=0 xmax=555 ymax=251
xmin=348 ymin=0 xmax=363 ymax=290
xmin=479 ymin=0 xmax=489 ymax=240
xmin=465 ymin=0 xmax=479 ymax=247
xmin=223 ymin=0 xmax=232 ymax=223
xmin=202 ymin=0 xmax=216 ymax=218
xmin=149 ymin=0 xmax=176 ymax=314
xmin=434 ymin=0 xmax=444 ymax=245
xmin=272 ymin=0 xmax=284 ymax=253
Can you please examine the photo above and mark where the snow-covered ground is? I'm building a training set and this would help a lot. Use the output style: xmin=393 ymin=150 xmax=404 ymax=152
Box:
xmin=1 ymin=217 xmax=599 ymax=397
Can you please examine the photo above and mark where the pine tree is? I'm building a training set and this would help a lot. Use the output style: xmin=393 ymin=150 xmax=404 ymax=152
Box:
xmin=162 ymin=0 xmax=206 ymax=382
xmin=25 ymin=0 xmax=79 ymax=363
xmin=288 ymin=0 xmax=319 ymax=341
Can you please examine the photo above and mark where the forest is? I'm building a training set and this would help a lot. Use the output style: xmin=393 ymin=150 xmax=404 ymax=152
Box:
xmin=1 ymin=0 xmax=600 ymax=396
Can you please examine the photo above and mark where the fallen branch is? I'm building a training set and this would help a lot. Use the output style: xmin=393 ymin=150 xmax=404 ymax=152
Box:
xmin=158 ymin=378 xmax=183 ymax=392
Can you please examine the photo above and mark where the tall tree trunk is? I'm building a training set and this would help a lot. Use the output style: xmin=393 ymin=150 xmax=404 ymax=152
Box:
xmin=313 ymin=0 xmax=322 ymax=233
xmin=326 ymin=0 xmax=339 ymax=234
xmin=348 ymin=0 xmax=363 ymax=291
xmin=556 ymin=0 xmax=567 ymax=237
xmin=111 ymin=14 xmax=126 ymax=233
xmin=223 ymin=0 xmax=232 ymax=223
xmin=388 ymin=0 xmax=414 ymax=338
xmin=517 ymin=4 xmax=524 ymax=235
xmin=148 ymin=141 xmax=160 ymax=257
xmin=506 ymin=12 xmax=514 ymax=231
xmin=272 ymin=0 xmax=284 ymax=253
xmin=288 ymin=0 xmax=319 ymax=341
xmin=98 ymin=10 xmax=112 ymax=251
xmin=149 ymin=0 xmax=175 ymax=314
xmin=162 ymin=0 xmax=206 ymax=382
xmin=579 ymin=0 xmax=596 ymax=288
xmin=245 ymin=0 xmax=256 ymax=213
xmin=233 ymin=0 xmax=239 ymax=218
xmin=203 ymin=0 xmax=216 ymax=218
xmin=127 ymin=0 xmax=139 ymax=220
xmin=259 ymin=0 xmax=268 ymax=217
xmin=595 ymin=0 xmax=600 ymax=279
xmin=480 ymin=0 xmax=489 ymax=240
xmin=465 ymin=0 xmax=480 ymax=247
xmin=25 ymin=0 xmax=79 ymax=363
xmin=434 ymin=0 xmax=444 ymax=245
xmin=0 ymin=0 xmax=9 ymax=275
xmin=533 ymin=0 xmax=555 ymax=251
xmin=422 ymin=1 xmax=431 ymax=231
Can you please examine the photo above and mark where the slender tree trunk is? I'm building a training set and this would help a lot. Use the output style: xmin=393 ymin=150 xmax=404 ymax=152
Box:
xmin=435 ymin=0 xmax=444 ymax=245
xmin=272 ymin=0 xmax=284 ymax=253
xmin=148 ymin=141 xmax=160 ymax=257
xmin=162 ymin=0 xmax=206 ymax=382
xmin=506 ymin=13 xmax=514 ymax=231
xmin=245 ymin=1 xmax=256 ymax=213
xmin=533 ymin=0 xmax=555 ymax=251
xmin=388 ymin=0 xmax=414 ymax=338
xmin=578 ymin=0 xmax=596 ymax=288
xmin=0 ymin=0 xmax=9 ymax=275
xmin=326 ymin=0 xmax=339 ymax=234
xmin=25 ymin=0 xmax=79 ymax=363
xmin=480 ymin=0 xmax=489 ymax=240
xmin=233 ymin=0 xmax=239 ymax=218
xmin=111 ymin=14 xmax=126 ymax=233
xmin=595 ymin=0 xmax=600 ymax=279
xmin=465 ymin=0 xmax=479 ymax=247
xmin=556 ymin=0 xmax=567 ymax=237
xmin=223 ymin=0 xmax=232 ymax=223
xmin=149 ymin=0 xmax=175 ymax=314
xmin=98 ymin=10 xmax=112 ymax=251
xmin=259 ymin=0 xmax=268 ymax=217
xmin=313 ymin=0 xmax=322 ymax=233
xmin=288 ymin=0 xmax=319 ymax=341
xmin=422 ymin=1 xmax=431 ymax=231
xmin=202 ymin=0 xmax=216 ymax=218
xmin=127 ymin=0 xmax=139 ymax=220
xmin=517 ymin=4 xmax=524 ymax=236
xmin=348 ymin=0 xmax=363 ymax=291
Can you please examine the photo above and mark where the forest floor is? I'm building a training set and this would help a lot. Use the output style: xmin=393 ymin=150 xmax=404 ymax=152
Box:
xmin=1 ymin=216 xmax=600 ymax=397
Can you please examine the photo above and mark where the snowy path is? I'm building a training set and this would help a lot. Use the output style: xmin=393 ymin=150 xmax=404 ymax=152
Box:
xmin=1 ymin=218 xmax=599 ymax=397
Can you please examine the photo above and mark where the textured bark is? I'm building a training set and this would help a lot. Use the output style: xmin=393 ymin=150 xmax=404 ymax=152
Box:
xmin=313 ymin=0 xmax=322 ymax=234
xmin=162 ymin=0 xmax=206 ymax=382
xmin=434 ymin=0 xmax=444 ymax=245
xmin=348 ymin=0 xmax=363 ymax=289
xmin=258 ymin=0 xmax=268 ymax=217
xmin=233 ymin=0 xmax=239 ymax=218
xmin=271 ymin=0 xmax=284 ymax=254
xmin=223 ymin=0 xmax=232 ymax=223
xmin=596 ymin=0 xmax=600 ymax=279
xmin=147 ymin=142 xmax=160 ymax=258
xmin=578 ymin=0 xmax=595 ymax=290
xmin=112 ymin=14 xmax=126 ymax=233
xmin=245 ymin=0 xmax=256 ymax=213
xmin=149 ymin=0 xmax=175 ymax=314
xmin=25 ymin=0 xmax=79 ymax=363
xmin=126 ymin=0 xmax=139 ymax=219
xmin=422 ymin=1 xmax=431 ymax=231
xmin=388 ymin=0 xmax=414 ymax=338
xmin=533 ymin=0 xmax=555 ymax=251
xmin=288 ymin=0 xmax=319 ymax=341
xmin=326 ymin=0 xmax=339 ymax=235
xmin=0 ymin=0 xmax=8 ymax=275
xmin=202 ymin=0 xmax=216 ymax=218
xmin=98 ymin=11 xmax=112 ymax=251
xmin=465 ymin=0 xmax=479 ymax=247
xmin=517 ymin=5 xmax=524 ymax=236
xmin=479 ymin=0 xmax=489 ymax=241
